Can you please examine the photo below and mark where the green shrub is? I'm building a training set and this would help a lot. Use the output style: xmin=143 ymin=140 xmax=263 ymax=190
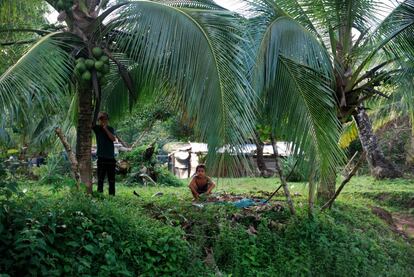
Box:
xmin=361 ymin=191 xmax=414 ymax=210
xmin=0 ymin=192 xmax=193 ymax=276
xmin=211 ymin=210 xmax=414 ymax=276
xmin=122 ymin=144 xmax=183 ymax=187
xmin=1 ymin=179 xmax=413 ymax=277
xmin=32 ymin=153 xmax=72 ymax=183
xmin=154 ymin=166 xmax=183 ymax=187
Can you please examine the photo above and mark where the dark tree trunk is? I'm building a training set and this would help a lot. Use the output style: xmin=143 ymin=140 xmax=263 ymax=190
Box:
xmin=254 ymin=131 xmax=269 ymax=176
xmin=355 ymin=106 xmax=402 ymax=179
xmin=76 ymin=87 xmax=93 ymax=193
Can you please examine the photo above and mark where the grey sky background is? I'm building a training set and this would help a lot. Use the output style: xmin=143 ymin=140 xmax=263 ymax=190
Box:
xmin=47 ymin=0 xmax=399 ymax=23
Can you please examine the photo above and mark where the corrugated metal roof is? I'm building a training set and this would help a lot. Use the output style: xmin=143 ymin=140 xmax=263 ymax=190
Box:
xmin=168 ymin=141 xmax=293 ymax=156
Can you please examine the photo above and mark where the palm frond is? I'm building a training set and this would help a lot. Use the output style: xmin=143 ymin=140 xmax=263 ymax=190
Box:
xmin=0 ymin=127 xmax=11 ymax=147
xmin=252 ymin=16 xmax=334 ymax=86
xmin=339 ymin=119 xmax=359 ymax=149
xmin=353 ymin=0 xmax=414 ymax=80
xmin=300 ymin=0 xmax=386 ymax=57
xmin=254 ymin=0 xmax=324 ymax=46
xmin=370 ymin=62 xmax=414 ymax=133
xmin=0 ymin=33 xmax=74 ymax=117
xmin=100 ymin=0 xmax=256 ymax=174
xmin=263 ymin=56 xmax=345 ymax=180
xmin=245 ymin=6 xmax=344 ymax=180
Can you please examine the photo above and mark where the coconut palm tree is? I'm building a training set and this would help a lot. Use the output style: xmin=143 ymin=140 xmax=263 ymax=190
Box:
xmin=0 ymin=0 xmax=257 ymax=193
xmin=249 ymin=0 xmax=414 ymax=184
xmin=242 ymin=0 xmax=345 ymax=202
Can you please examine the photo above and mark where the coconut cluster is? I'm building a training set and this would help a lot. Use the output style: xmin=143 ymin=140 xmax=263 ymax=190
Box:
xmin=75 ymin=47 xmax=110 ymax=86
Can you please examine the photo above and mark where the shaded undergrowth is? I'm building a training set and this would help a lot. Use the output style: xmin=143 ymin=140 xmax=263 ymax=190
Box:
xmin=1 ymin=178 xmax=414 ymax=276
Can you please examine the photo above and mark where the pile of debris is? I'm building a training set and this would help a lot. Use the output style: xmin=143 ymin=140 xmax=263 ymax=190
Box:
xmin=193 ymin=192 xmax=285 ymax=210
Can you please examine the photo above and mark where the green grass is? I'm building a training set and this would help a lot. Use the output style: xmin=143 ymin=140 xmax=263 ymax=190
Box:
xmin=2 ymin=176 xmax=413 ymax=276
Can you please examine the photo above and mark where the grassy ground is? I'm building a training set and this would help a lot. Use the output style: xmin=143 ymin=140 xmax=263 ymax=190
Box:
xmin=2 ymin=176 xmax=414 ymax=276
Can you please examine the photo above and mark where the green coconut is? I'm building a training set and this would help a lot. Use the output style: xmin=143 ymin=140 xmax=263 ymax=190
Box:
xmin=92 ymin=47 xmax=103 ymax=58
xmin=85 ymin=59 xmax=95 ymax=69
xmin=102 ymin=64 xmax=110 ymax=74
xmin=75 ymin=57 xmax=85 ymax=64
xmin=100 ymin=55 xmax=109 ymax=64
xmin=75 ymin=62 xmax=87 ymax=73
xmin=94 ymin=60 xmax=104 ymax=72
xmin=57 ymin=0 xmax=65 ymax=10
xmin=81 ymin=71 xmax=92 ymax=81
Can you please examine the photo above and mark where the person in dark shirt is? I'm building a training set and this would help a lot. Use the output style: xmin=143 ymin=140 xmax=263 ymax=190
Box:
xmin=188 ymin=164 xmax=216 ymax=200
xmin=93 ymin=111 xmax=117 ymax=195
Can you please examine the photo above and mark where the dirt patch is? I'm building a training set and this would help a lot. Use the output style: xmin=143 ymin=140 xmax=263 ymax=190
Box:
xmin=371 ymin=206 xmax=395 ymax=226
xmin=393 ymin=213 xmax=414 ymax=239
xmin=371 ymin=206 xmax=414 ymax=240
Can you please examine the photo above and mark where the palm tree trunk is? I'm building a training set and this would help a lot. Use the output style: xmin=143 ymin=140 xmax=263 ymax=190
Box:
xmin=317 ymin=173 xmax=336 ymax=203
xmin=355 ymin=105 xmax=402 ymax=179
xmin=254 ymin=131 xmax=268 ymax=176
xmin=76 ymin=87 xmax=93 ymax=193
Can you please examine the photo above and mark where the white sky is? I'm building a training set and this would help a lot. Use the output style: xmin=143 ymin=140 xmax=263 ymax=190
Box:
xmin=47 ymin=0 xmax=397 ymax=24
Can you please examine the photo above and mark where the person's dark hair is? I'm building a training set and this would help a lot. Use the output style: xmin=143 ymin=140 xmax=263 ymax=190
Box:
xmin=196 ymin=164 xmax=206 ymax=172
xmin=98 ymin=111 xmax=109 ymax=120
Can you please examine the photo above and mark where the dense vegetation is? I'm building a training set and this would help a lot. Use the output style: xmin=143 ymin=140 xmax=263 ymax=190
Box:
xmin=1 ymin=0 xmax=414 ymax=275
xmin=1 ymin=175 xmax=413 ymax=276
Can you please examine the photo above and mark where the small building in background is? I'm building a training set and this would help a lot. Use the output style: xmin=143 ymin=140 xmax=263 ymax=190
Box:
xmin=164 ymin=141 xmax=293 ymax=179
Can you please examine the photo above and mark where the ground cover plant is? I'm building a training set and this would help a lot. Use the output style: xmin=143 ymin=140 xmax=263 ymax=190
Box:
xmin=1 ymin=176 xmax=413 ymax=276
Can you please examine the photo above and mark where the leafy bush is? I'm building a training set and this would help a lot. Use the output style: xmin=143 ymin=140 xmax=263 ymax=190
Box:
xmin=0 ymin=162 xmax=6 ymax=178
xmin=32 ymin=153 xmax=71 ymax=184
xmin=211 ymin=210 xmax=414 ymax=276
xmin=121 ymin=144 xmax=183 ymax=187
xmin=154 ymin=166 xmax=183 ymax=187
xmin=1 ymin=179 xmax=413 ymax=276
xmin=0 ymin=192 xmax=193 ymax=276
xmin=361 ymin=191 xmax=414 ymax=210
xmin=136 ymin=191 xmax=414 ymax=277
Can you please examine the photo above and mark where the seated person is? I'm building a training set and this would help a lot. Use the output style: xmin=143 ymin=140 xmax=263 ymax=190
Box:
xmin=188 ymin=164 xmax=215 ymax=200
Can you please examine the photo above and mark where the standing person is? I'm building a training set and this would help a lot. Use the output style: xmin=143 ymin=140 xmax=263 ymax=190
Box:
xmin=93 ymin=111 xmax=117 ymax=195
xmin=188 ymin=164 xmax=216 ymax=200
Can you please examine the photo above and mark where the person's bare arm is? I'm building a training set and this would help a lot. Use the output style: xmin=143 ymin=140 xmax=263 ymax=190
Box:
xmin=206 ymin=177 xmax=215 ymax=194
xmin=102 ymin=126 xmax=116 ymax=142
xmin=188 ymin=178 xmax=199 ymax=199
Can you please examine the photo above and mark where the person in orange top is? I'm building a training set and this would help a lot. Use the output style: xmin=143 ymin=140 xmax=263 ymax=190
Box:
xmin=188 ymin=164 xmax=216 ymax=200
